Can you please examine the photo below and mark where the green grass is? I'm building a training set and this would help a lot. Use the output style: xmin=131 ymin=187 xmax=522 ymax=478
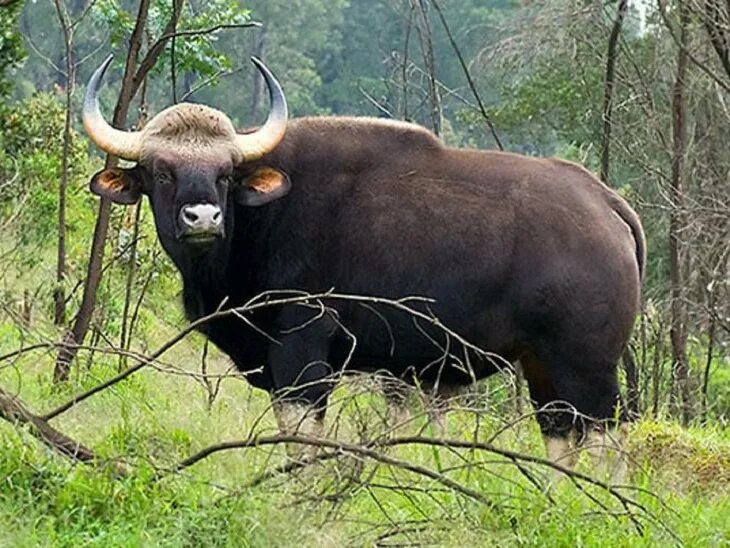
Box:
xmin=2 ymin=327 xmax=730 ymax=546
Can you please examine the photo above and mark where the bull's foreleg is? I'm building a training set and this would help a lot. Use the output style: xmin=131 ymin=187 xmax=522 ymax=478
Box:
xmin=272 ymin=399 xmax=326 ymax=458
xmin=268 ymin=311 xmax=336 ymax=460
xmin=543 ymin=429 xmax=580 ymax=478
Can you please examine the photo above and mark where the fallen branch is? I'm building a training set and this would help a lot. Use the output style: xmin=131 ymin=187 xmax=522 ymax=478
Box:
xmin=172 ymin=433 xmax=498 ymax=509
xmin=0 ymin=385 xmax=126 ymax=476
xmin=171 ymin=432 xmax=677 ymax=539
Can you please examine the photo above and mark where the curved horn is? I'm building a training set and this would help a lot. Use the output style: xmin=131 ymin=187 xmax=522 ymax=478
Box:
xmin=83 ymin=54 xmax=142 ymax=161
xmin=236 ymin=57 xmax=288 ymax=161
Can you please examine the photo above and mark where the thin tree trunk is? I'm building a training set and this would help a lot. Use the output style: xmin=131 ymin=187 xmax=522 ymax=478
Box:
xmin=598 ymin=0 xmax=640 ymax=416
xmin=118 ymin=76 xmax=148 ymax=372
xmin=413 ymin=0 xmax=441 ymax=135
xmin=401 ymin=2 xmax=414 ymax=121
xmin=170 ymin=0 xmax=177 ymax=104
xmin=669 ymin=1 xmax=694 ymax=425
xmin=250 ymin=28 xmax=266 ymax=120
xmin=622 ymin=347 xmax=640 ymax=418
xmin=701 ymin=289 xmax=717 ymax=418
xmin=52 ymin=0 xmax=75 ymax=326
xmin=431 ymin=0 xmax=503 ymax=150
xmin=54 ymin=0 xmax=174 ymax=381
xmin=21 ymin=288 xmax=31 ymax=326
xmin=651 ymin=324 xmax=663 ymax=417
xmin=702 ymin=0 xmax=730 ymax=80
xmin=54 ymin=0 xmax=185 ymax=381
xmin=599 ymin=0 xmax=629 ymax=184
xmin=118 ymin=202 xmax=141 ymax=371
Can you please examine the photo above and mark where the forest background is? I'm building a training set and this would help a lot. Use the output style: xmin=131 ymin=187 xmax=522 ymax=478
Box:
xmin=0 ymin=0 xmax=728 ymax=545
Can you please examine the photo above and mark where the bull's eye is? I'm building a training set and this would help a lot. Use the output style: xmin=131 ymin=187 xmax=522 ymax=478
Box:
xmin=156 ymin=171 xmax=174 ymax=185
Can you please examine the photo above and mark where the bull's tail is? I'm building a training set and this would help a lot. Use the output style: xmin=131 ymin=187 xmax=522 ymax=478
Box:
xmin=609 ymin=195 xmax=646 ymax=282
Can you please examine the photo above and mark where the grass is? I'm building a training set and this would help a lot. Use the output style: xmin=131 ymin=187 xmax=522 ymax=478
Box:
xmin=2 ymin=326 xmax=730 ymax=547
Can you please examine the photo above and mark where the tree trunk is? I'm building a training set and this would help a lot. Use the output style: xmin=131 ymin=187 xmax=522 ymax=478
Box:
xmin=118 ymin=202 xmax=141 ymax=371
xmin=669 ymin=1 xmax=694 ymax=425
xmin=250 ymin=28 xmax=267 ymax=120
xmin=54 ymin=0 xmax=185 ymax=381
xmin=599 ymin=0 xmax=629 ymax=184
xmin=622 ymin=347 xmax=640 ymax=418
xmin=54 ymin=0 xmax=153 ymax=382
xmin=598 ymin=0 xmax=640 ymax=416
xmin=413 ymin=0 xmax=442 ymax=135
xmin=52 ymin=0 xmax=76 ymax=327
xmin=702 ymin=0 xmax=730 ymax=80
xmin=400 ymin=3 xmax=414 ymax=121
xmin=431 ymin=0 xmax=503 ymax=149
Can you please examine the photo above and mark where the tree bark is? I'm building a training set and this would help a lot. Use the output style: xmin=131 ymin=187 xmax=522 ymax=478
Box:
xmin=54 ymin=0 xmax=184 ymax=381
xmin=669 ymin=1 xmax=694 ymax=425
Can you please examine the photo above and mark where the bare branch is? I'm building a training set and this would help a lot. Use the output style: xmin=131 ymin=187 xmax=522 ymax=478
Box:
xmin=0 ymin=385 xmax=127 ymax=476
xmin=430 ymin=0 xmax=503 ymax=150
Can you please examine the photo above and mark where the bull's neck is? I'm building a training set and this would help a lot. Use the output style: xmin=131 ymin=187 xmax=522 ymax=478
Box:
xmin=177 ymin=204 xmax=276 ymax=321
xmin=178 ymin=240 xmax=233 ymax=320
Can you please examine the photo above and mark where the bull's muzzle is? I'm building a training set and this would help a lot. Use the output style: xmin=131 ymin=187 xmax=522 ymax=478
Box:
xmin=178 ymin=203 xmax=223 ymax=241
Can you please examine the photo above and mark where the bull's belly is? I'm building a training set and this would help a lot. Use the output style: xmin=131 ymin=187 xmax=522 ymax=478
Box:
xmin=330 ymin=317 xmax=512 ymax=386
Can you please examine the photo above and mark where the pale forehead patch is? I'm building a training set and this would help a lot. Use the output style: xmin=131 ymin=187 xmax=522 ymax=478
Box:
xmin=139 ymin=103 xmax=242 ymax=163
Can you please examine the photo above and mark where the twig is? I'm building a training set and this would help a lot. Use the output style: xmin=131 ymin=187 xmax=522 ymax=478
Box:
xmin=148 ymin=22 xmax=262 ymax=53
xmin=171 ymin=433 xmax=676 ymax=538
xmin=44 ymin=290 xmax=510 ymax=421
xmin=430 ymin=0 xmax=503 ymax=150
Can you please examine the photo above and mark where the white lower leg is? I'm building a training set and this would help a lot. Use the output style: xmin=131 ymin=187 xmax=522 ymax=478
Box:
xmin=424 ymin=385 xmax=461 ymax=437
xmin=387 ymin=401 xmax=412 ymax=430
xmin=272 ymin=401 xmax=324 ymax=459
xmin=581 ymin=423 xmax=629 ymax=484
xmin=543 ymin=429 xmax=580 ymax=480
xmin=381 ymin=378 xmax=412 ymax=431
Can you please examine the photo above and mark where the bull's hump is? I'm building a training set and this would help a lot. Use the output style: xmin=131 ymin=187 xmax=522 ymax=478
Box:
xmin=289 ymin=116 xmax=444 ymax=150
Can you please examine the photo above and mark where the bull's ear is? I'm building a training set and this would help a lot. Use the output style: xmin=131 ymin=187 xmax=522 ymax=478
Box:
xmin=89 ymin=167 xmax=143 ymax=205
xmin=235 ymin=167 xmax=291 ymax=207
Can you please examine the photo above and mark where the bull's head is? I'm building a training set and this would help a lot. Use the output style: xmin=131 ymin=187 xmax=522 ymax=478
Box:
xmin=83 ymin=55 xmax=289 ymax=253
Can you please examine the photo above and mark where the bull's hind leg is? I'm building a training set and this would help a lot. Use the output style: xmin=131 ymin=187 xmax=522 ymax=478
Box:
xmin=522 ymin=348 xmax=629 ymax=484
xmin=580 ymin=422 xmax=630 ymax=484
xmin=520 ymin=352 xmax=581 ymax=476
xmin=422 ymin=383 xmax=463 ymax=437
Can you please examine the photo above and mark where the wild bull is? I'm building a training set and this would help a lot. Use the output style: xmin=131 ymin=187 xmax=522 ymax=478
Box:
xmin=82 ymin=55 xmax=644 ymax=480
